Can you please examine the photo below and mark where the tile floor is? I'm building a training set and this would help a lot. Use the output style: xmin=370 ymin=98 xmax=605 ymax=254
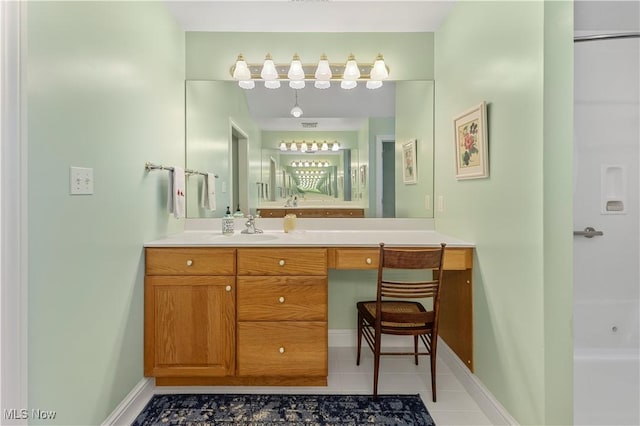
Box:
xmin=152 ymin=347 xmax=493 ymax=425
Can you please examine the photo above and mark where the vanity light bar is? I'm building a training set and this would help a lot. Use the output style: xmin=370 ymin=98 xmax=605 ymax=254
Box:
xmin=231 ymin=53 xmax=389 ymax=89
xmin=280 ymin=140 xmax=339 ymax=152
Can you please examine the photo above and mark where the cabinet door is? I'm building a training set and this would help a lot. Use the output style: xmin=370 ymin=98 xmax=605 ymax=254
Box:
xmin=145 ymin=276 xmax=235 ymax=377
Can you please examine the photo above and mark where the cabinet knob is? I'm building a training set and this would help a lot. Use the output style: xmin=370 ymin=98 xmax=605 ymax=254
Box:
xmin=186 ymin=259 xmax=193 ymax=266
xmin=278 ymin=296 xmax=285 ymax=303
xmin=225 ymin=285 xmax=232 ymax=292
xmin=365 ymin=257 xmax=372 ymax=265
xmin=279 ymin=346 xmax=285 ymax=354
xmin=278 ymin=259 xmax=285 ymax=266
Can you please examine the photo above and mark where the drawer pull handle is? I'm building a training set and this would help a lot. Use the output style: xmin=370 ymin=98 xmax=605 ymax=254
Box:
xmin=186 ymin=259 xmax=193 ymax=266
xmin=225 ymin=285 xmax=232 ymax=292
xmin=278 ymin=296 xmax=285 ymax=303
xmin=279 ymin=346 xmax=285 ymax=354
xmin=279 ymin=259 xmax=285 ymax=266
xmin=365 ymin=258 xmax=372 ymax=265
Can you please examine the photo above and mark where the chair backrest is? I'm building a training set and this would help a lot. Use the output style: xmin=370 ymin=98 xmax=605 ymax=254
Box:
xmin=375 ymin=242 xmax=446 ymax=326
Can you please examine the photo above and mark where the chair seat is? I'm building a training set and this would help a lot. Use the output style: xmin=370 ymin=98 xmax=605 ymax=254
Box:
xmin=357 ymin=301 xmax=434 ymax=330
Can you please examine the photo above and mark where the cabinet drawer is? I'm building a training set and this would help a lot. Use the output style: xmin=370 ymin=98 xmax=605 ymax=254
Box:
xmin=237 ymin=277 xmax=327 ymax=321
xmin=237 ymin=322 xmax=327 ymax=376
xmin=289 ymin=209 xmax=364 ymax=218
xmin=146 ymin=248 xmax=235 ymax=275
xmin=237 ymin=248 xmax=327 ymax=276
xmin=332 ymin=248 xmax=379 ymax=270
xmin=258 ymin=209 xmax=286 ymax=218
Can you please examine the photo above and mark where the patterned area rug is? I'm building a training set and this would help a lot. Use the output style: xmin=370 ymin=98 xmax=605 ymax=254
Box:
xmin=132 ymin=393 xmax=435 ymax=425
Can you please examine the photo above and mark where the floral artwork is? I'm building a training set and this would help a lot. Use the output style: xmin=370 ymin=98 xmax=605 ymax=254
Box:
xmin=402 ymin=139 xmax=417 ymax=184
xmin=459 ymin=120 xmax=480 ymax=167
xmin=454 ymin=102 xmax=488 ymax=179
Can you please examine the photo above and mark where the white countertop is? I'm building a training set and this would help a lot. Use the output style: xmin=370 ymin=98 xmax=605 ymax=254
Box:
xmin=145 ymin=223 xmax=474 ymax=248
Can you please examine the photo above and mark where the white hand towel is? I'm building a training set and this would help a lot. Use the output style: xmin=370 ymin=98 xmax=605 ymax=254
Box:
xmin=168 ymin=166 xmax=186 ymax=219
xmin=200 ymin=172 xmax=217 ymax=211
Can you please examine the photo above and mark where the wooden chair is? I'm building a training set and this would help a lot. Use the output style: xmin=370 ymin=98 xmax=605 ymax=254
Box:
xmin=356 ymin=242 xmax=446 ymax=401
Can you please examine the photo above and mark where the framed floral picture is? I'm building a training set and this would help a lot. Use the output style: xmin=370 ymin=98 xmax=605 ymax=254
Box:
xmin=454 ymin=102 xmax=489 ymax=180
xmin=402 ymin=139 xmax=417 ymax=184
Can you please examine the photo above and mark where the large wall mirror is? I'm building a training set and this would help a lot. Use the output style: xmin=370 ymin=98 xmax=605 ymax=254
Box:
xmin=185 ymin=80 xmax=434 ymax=219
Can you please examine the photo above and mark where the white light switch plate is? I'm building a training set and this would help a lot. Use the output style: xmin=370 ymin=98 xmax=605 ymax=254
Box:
xmin=70 ymin=166 xmax=94 ymax=195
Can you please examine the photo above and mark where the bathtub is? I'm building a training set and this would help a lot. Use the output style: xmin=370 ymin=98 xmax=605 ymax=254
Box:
xmin=574 ymin=300 xmax=639 ymax=425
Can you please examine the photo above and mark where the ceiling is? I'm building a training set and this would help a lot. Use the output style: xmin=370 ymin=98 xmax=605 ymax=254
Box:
xmin=167 ymin=0 xmax=454 ymax=131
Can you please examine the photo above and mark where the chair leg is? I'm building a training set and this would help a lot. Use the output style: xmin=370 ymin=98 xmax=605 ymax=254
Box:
xmin=356 ymin=311 xmax=363 ymax=365
xmin=373 ymin=333 xmax=381 ymax=399
xmin=414 ymin=335 xmax=419 ymax=365
xmin=430 ymin=336 xmax=438 ymax=402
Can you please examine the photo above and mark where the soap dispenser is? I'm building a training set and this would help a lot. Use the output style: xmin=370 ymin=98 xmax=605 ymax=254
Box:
xmin=233 ymin=204 xmax=244 ymax=218
xmin=222 ymin=206 xmax=234 ymax=235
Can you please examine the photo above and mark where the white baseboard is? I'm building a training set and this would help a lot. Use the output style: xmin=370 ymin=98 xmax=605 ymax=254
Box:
xmin=106 ymin=331 xmax=517 ymax=426
xmin=438 ymin=341 xmax=519 ymax=425
xmin=102 ymin=377 xmax=155 ymax=426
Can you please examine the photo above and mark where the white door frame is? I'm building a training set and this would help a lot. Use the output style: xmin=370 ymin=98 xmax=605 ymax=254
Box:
xmin=229 ymin=120 xmax=249 ymax=215
xmin=1 ymin=0 xmax=28 ymax=422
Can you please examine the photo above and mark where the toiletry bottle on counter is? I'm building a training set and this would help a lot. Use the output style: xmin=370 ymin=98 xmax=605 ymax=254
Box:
xmin=222 ymin=206 xmax=234 ymax=235
xmin=233 ymin=204 xmax=244 ymax=218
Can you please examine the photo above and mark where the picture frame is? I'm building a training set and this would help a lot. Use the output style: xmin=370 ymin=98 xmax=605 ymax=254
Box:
xmin=402 ymin=139 xmax=417 ymax=184
xmin=453 ymin=102 xmax=489 ymax=180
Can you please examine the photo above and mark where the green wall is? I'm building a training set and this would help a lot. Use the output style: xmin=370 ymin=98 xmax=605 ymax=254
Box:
xmin=434 ymin=2 xmax=573 ymax=424
xmin=186 ymin=32 xmax=434 ymax=81
xmin=185 ymin=81 xmax=261 ymax=217
xmin=26 ymin=2 xmax=185 ymax=424
xmin=395 ymin=81 xmax=435 ymax=218
xmin=542 ymin=2 xmax=574 ymax=424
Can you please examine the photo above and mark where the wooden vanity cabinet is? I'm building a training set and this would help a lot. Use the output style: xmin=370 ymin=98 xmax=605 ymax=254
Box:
xmin=236 ymin=248 xmax=328 ymax=384
xmin=144 ymin=248 xmax=236 ymax=378
xmin=259 ymin=208 xmax=364 ymax=218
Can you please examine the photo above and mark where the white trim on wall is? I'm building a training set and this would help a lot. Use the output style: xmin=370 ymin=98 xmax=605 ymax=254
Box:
xmin=1 ymin=1 xmax=28 ymax=423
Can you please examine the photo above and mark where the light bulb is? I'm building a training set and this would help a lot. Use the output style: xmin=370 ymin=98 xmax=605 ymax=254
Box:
xmin=366 ymin=80 xmax=383 ymax=89
xmin=290 ymin=143 xmax=298 ymax=151
xmin=279 ymin=141 xmax=287 ymax=151
xmin=238 ymin=80 xmax=255 ymax=89
xmin=260 ymin=53 xmax=278 ymax=80
xmin=321 ymin=141 xmax=329 ymax=151
xmin=289 ymin=80 xmax=305 ymax=89
xmin=314 ymin=80 xmax=330 ymax=89
xmin=290 ymin=105 xmax=303 ymax=117
xmin=300 ymin=142 xmax=308 ymax=152
xmin=287 ymin=54 xmax=305 ymax=80
xmin=232 ymin=54 xmax=251 ymax=81
xmin=369 ymin=54 xmax=389 ymax=80
xmin=341 ymin=80 xmax=357 ymax=90
xmin=343 ymin=54 xmax=361 ymax=80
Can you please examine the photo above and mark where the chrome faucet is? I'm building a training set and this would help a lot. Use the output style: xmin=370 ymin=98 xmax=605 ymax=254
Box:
xmin=241 ymin=215 xmax=263 ymax=234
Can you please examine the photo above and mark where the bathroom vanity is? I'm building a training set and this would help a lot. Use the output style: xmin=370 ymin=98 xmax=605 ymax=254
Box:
xmin=258 ymin=207 xmax=365 ymax=218
xmin=144 ymin=223 xmax=474 ymax=386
